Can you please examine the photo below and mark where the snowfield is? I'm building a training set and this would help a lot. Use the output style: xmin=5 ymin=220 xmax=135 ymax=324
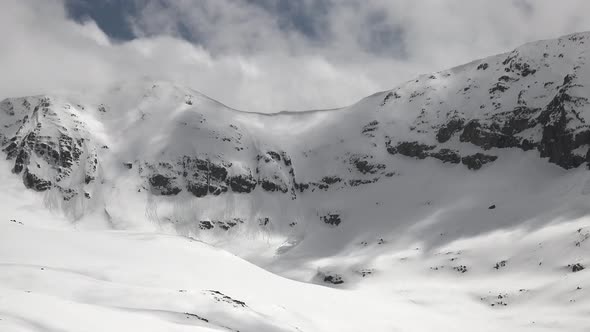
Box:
xmin=1 ymin=32 xmax=590 ymax=331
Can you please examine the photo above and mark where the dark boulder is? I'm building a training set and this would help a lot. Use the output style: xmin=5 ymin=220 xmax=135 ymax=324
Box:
xmin=461 ymin=153 xmax=498 ymax=170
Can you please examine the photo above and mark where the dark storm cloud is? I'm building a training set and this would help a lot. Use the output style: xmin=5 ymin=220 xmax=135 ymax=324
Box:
xmin=65 ymin=0 xmax=138 ymax=40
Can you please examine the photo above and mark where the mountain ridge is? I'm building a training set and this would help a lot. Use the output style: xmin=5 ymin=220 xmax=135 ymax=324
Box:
xmin=1 ymin=30 xmax=590 ymax=235
xmin=2 ymin=31 xmax=590 ymax=332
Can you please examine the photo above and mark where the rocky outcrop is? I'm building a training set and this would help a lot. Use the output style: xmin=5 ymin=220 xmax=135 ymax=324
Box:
xmin=387 ymin=140 xmax=495 ymax=168
xmin=459 ymin=120 xmax=522 ymax=150
xmin=386 ymin=140 xmax=435 ymax=159
xmin=429 ymin=149 xmax=461 ymax=164
xmin=350 ymin=155 xmax=386 ymax=174
xmin=321 ymin=213 xmax=342 ymax=226
xmin=23 ymin=169 xmax=52 ymax=191
xmin=361 ymin=120 xmax=379 ymax=137
xmin=227 ymin=174 xmax=257 ymax=193
xmin=436 ymin=118 xmax=464 ymax=143
xmin=461 ymin=153 xmax=498 ymax=170
xmin=536 ymin=75 xmax=590 ymax=169
xmin=149 ymin=174 xmax=182 ymax=195
xmin=144 ymin=150 xmax=298 ymax=197
xmin=0 ymin=96 xmax=99 ymax=201
xmin=4 ymin=32 xmax=590 ymax=213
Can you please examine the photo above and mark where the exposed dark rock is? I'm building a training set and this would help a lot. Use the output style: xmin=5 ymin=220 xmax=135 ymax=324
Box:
xmin=260 ymin=180 xmax=288 ymax=193
xmin=387 ymin=140 xmax=435 ymax=159
xmin=436 ymin=118 xmax=464 ymax=143
xmin=460 ymin=121 xmax=521 ymax=150
xmin=489 ymin=204 xmax=496 ymax=209
xmin=206 ymin=290 xmax=247 ymax=307
xmin=535 ymin=77 xmax=589 ymax=169
xmin=211 ymin=220 xmax=228 ymax=231
xmin=489 ymin=83 xmax=509 ymax=94
xmin=214 ymin=220 xmax=238 ymax=231
xmin=453 ymin=265 xmax=468 ymax=273
xmin=23 ymin=169 xmax=52 ymax=191
xmin=571 ymin=263 xmax=585 ymax=272
xmin=281 ymin=152 xmax=292 ymax=166
xmin=430 ymin=149 xmax=461 ymax=164
xmin=461 ymin=153 xmax=498 ymax=170
xmin=351 ymin=156 xmax=386 ymax=174
xmin=362 ymin=120 xmax=379 ymax=137
xmin=60 ymin=188 xmax=77 ymax=201
xmin=321 ymin=176 xmax=342 ymax=185
xmin=199 ymin=220 xmax=214 ymax=230
xmin=349 ymin=178 xmax=378 ymax=187
xmin=381 ymin=91 xmax=400 ymax=105
xmin=187 ymin=182 xmax=208 ymax=197
xmin=227 ymin=174 xmax=257 ymax=193
xmin=493 ymin=260 xmax=506 ymax=269
xmin=183 ymin=313 xmax=207 ymax=322
xmin=266 ymin=151 xmax=281 ymax=162
xmin=356 ymin=269 xmax=374 ymax=277
xmin=387 ymin=140 xmax=467 ymax=166
xmin=149 ymin=174 xmax=181 ymax=195
xmin=317 ymin=271 xmax=344 ymax=285
xmin=123 ymin=162 xmax=133 ymax=169
xmin=323 ymin=274 xmax=343 ymax=284
xmin=294 ymin=181 xmax=309 ymax=193
xmin=208 ymin=162 xmax=229 ymax=195
xmin=477 ymin=63 xmax=489 ymax=70
xmin=321 ymin=213 xmax=341 ymax=226
xmin=208 ymin=183 xmax=228 ymax=196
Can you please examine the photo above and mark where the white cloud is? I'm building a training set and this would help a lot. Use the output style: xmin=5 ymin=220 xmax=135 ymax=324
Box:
xmin=2 ymin=0 xmax=590 ymax=112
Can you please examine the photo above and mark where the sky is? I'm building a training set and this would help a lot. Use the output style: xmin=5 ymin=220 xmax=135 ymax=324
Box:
xmin=1 ymin=0 xmax=590 ymax=113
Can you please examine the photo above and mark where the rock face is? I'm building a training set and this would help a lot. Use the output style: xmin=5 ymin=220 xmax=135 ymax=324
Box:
xmin=141 ymin=150 xmax=297 ymax=198
xmin=1 ymin=32 xmax=590 ymax=221
xmin=461 ymin=153 xmax=498 ymax=170
xmin=0 ymin=96 xmax=99 ymax=207
xmin=571 ymin=263 xmax=585 ymax=272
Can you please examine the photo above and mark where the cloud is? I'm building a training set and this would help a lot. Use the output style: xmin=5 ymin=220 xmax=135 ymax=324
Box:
xmin=2 ymin=0 xmax=590 ymax=113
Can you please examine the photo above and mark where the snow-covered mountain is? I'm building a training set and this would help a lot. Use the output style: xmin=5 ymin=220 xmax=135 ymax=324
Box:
xmin=1 ymin=32 xmax=590 ymax=331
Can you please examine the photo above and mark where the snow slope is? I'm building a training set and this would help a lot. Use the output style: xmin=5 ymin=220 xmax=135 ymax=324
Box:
xmin=1 ymin=32 xmax=590 ymax=331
